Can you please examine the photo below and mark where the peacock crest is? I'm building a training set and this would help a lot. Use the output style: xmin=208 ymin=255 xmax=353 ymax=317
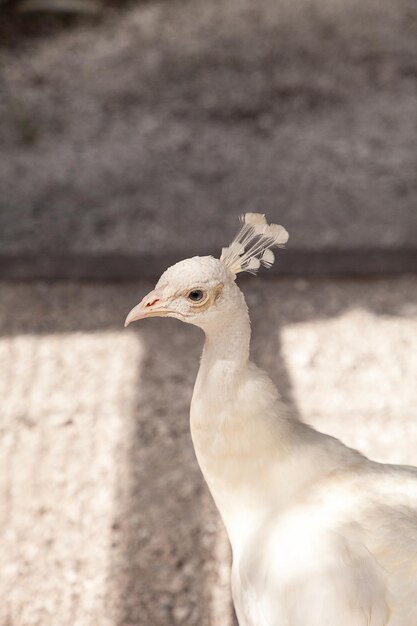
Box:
xmin=220 ymin=213 xmax=289 ymax=276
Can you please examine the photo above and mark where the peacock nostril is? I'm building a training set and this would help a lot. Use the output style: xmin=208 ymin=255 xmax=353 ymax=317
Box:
xmin=146 ymin=298 xmax=160 ymax=308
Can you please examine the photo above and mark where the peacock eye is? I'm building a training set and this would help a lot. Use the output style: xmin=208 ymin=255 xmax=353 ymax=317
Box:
xmin=188 ymin=289 xmax=205 ymax=302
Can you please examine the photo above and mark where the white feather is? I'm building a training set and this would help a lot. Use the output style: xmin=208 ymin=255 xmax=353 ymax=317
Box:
xmin=244 ymin=212 xmax=267 ymax=226
xmin=245 ymin=257 xmax=261 ymax=273
xmin=261 ymin=249 xmax=275 ymax=268
xmin=244 ymin=212 xmax=268 ymax=234
xmin=264 ymin=223 xmax=289 ymax=245
xmin=229 ymin=241 xmax=246 ymax=256
xmin=220 ymin=213 xmax=288 ymax=276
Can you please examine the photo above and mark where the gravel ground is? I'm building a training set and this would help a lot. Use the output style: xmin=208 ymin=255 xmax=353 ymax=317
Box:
xmin=0 ymin=0 xmax=416 ymax=259
xmin=1 ymin=275 xmax=417 ymax=626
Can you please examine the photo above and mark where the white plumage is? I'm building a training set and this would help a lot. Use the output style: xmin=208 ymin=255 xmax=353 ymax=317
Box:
xmin=125 ymin=214 xmax=417 ymax=626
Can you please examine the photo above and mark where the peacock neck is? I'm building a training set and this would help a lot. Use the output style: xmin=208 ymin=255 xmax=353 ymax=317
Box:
xmin=196 ymin=304 xmax=251 ymax=404
xmin=203 ymin=308 xmax=250 ymax=364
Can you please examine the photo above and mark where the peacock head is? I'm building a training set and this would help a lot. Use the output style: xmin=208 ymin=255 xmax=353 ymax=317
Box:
xmin=124 ymin=213 xmax=288 ymax=331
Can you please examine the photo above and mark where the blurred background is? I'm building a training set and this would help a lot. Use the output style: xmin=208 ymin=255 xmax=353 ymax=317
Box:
xmin=0 ymin=0 xmax=416 ymax=624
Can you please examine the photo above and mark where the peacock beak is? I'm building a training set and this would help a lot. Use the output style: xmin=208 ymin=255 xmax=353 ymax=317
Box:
xmin=124 ymin=289 xmax=170 ymax=327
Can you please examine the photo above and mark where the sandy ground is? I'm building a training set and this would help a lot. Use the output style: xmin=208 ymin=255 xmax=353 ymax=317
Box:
xmin=0 ymin=0 xmax=416 ymax=258
xmin=1 ymin=275 xmax=417 ymax=626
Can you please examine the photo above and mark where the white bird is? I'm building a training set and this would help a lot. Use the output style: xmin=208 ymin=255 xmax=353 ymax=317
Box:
xmin=125 ymin=213 xmax=417 ymax=626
